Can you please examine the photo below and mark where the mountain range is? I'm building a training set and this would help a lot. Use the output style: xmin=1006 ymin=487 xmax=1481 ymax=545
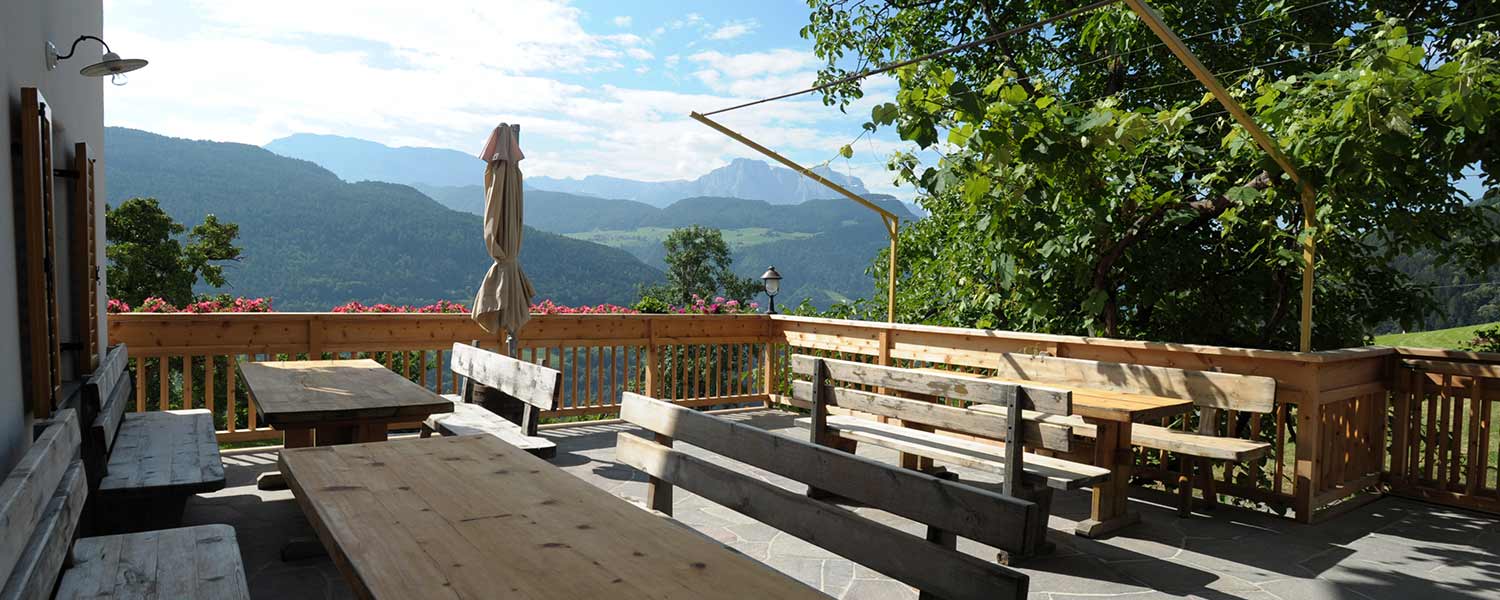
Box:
xmin=264 ymin=133 xmax=871 ymax=208
xmin=106 ymin=128 xmax=662 ymax=310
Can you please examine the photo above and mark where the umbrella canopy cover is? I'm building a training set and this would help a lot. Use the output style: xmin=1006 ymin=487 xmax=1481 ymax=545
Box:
xmin=471 ymin=124 xmax=536 ymax=336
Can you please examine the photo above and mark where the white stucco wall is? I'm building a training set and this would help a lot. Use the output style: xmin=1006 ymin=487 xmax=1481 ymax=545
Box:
xmin=0 ymin=0 xmax=107 ymax=473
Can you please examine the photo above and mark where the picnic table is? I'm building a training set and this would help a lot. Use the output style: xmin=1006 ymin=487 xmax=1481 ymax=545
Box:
xmin=280 ymin=434 xmax=826 ymax=599
xmin=915 ymin=368 xmax=1194 ymax=538
xmin=239 ymin=359 xmax=453 ymax=489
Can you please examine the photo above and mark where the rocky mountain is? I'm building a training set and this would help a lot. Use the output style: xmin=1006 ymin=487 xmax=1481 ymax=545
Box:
xmin=528 ymin=158 xmax=869 ymax=207
xmin=263 ymin=133 xmax=870 ymax=207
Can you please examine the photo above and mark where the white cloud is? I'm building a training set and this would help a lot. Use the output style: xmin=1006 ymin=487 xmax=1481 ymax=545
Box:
xmin=101 ymin=0 xmax=913 ymax=196
xmin=706 ymin=19 xmax=757 ymax=41
xmin=612 ymin=15 xmax=632 ymax=27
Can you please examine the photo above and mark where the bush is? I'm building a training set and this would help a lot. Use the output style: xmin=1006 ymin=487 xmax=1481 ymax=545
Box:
xmin=1466 ymin=326 xmax=1500 ymax=353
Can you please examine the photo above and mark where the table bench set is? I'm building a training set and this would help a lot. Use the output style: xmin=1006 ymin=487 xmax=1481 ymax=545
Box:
xmin=1 ymin=344 xmax=247 ymax=599
xmin=4 ymin=335 xmax=1280 ymax=599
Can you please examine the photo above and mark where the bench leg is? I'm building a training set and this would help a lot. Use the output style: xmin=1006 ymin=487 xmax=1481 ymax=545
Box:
xmin=1178 ymin=473 xmax=1193 ymax=517
xmin=998 ymin=483 xmax=1056 ymax=566
xmin=807 ymin=437 xmax=859 ymax=501
xmin=1198 ymin=457 xmax=1219 ymax=511
xmin=918 ymin=470 xmax=960 ymax=600
xmin=420 ymin=423 xmax=435 ymax=438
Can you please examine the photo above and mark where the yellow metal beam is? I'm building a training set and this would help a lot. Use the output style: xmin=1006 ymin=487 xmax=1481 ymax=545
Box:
xmin=1123 ymin=0 xmax=1318 ymax=351
xmin=689 ymin=111 xmax=900 ymax=322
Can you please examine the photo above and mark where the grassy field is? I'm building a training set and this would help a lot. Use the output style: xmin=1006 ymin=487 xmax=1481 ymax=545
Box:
xmin=1374 ymin=321 xmax=1497 ymax=349
xmin=567 ymin=227 xmax=815 ymax=249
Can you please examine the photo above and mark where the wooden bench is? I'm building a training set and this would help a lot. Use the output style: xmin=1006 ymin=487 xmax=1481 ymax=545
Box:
xmin=421 ymin=342 xmax=562 ymax=459
xmin=1 ymin=408 xmax=250 ymax=599
xmin=791 ymin=355 xmax=1109 ymax=561
xmin=954 ymin=352 xmax=1278 ymax=516
xmin=82 ymin=345 xmax=225 ymax=532
xmin=616 ymin=392 xmax=1033 ymax=600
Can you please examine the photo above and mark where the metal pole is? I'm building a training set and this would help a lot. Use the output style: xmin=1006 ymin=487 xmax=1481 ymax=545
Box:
xmin=690 ymin=112 xmax=901 ymax=323
xmin=1122 ymin=0 xmax=1317 ymax=350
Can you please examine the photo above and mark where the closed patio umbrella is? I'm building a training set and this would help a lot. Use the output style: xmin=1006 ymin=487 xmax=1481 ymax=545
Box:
xmin=471 ymin=123 xmax=535 ymax=354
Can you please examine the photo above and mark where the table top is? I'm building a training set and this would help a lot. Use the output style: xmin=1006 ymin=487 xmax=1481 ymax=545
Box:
xmin=239 ymin=359 xmax=453 ymax=427
xmin=916 ymin=368 xmax=1193 ymax=423
xmin=279 ymin=435 xmax=826 ymax=600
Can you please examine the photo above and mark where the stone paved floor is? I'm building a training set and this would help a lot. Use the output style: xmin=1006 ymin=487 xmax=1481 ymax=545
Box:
xmin=187 ymin=410 xmax=1500 ymax=600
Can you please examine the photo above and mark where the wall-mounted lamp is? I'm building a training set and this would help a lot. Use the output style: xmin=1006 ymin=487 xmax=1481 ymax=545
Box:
xmin=760 ymin=266 xmax=782 ymax=315
xmin=47 ymin=35 xmax=148 ymax=86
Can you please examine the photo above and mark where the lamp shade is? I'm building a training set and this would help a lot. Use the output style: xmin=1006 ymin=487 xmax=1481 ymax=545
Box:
xmin=760 ymin=266 xmax=782 ymax=296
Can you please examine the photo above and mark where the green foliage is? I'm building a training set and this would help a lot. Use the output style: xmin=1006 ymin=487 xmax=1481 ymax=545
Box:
xmin=1465 ymin=325 xmax=1500 ymax=352
xmin=105 ymin=197 xmax=242 ymax=306
xmin=1375 ymin=321 xmax=1500 ymax=349
xmin=804 ymin=3 xmax=1500 ymax=349
xmin=649 ymin=225 xmax=763 ymax=304
xmin=105 ymin=127 xmax=663 ymax=309
xmin=632 ymin=295 xmax=673 ymax=314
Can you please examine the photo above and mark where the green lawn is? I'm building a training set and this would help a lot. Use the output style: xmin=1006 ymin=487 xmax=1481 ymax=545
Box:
xmin=1375 ymin=321 xmax=1497 ymax=349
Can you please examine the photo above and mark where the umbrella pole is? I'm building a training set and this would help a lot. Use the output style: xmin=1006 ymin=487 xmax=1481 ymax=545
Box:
xmin=506 ymin=328 xmax=519 ymax=357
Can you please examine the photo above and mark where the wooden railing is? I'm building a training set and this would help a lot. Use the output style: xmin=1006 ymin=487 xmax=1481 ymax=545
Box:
xmin=108 ymin=313 xmax=776 ymax=443
xmin=1387 ymin=349 xmax=1500 ymax=514
xmin=110 ymin=311 xmax=1500 ymax=523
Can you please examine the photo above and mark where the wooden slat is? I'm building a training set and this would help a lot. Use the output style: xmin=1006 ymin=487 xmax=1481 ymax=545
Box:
xmin=791 ymin=380 xmax=1072 ymax=452
xmin=205 ymin=356 xmax=217 ymax=426
xmin=810 ymin=415 xmax=1111 ymax=490
xmin=57 ymin=525 xmax=249 ymax=600
xmin=227 ymin=357 xmax=239 ymax=432
xmin=0 ymin=409 xmax=80 ymax=588
xmin=0 ymin=461 xmax=84 ymax=600
xmin=425 ymin=404 xmax=556 ymax=458
xmin=449 ymin=343 xmax=562 ymax=411
xmin=1403 ymin=359 xmax=1500 ymax=380
xmin=98 ymin=410 xmax=225 ymax=497
xmin=615 ymin=433 xmax=1029 ymax=600
xmin=135 ymin=358 xmax=146 ymax=413
xmin=158 ymin=356 xmax=170 ymax=410
xmin=791 ymin=355 xmax=1070 ymax=414
xmin=619 ymin=393 xmax=1036 ymax=551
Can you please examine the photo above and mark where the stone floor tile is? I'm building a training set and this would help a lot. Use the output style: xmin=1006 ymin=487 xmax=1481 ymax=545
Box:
xmin=841 ymin=578 xmax=917 ymax=600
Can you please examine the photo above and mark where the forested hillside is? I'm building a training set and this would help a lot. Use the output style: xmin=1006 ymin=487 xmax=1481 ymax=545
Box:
xmin=105 ymin=128 xmax=662 ymax=310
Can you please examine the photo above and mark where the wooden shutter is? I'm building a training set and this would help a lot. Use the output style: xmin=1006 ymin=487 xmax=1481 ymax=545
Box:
xmin=69 ymin=142 xmax=100 ymax=372
xmin=18 ymin=87 xmax=64 ymax=417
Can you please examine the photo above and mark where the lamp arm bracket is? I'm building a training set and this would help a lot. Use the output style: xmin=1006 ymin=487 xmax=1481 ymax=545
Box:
xmin=56 ymin=35 xmax=110 ymax=61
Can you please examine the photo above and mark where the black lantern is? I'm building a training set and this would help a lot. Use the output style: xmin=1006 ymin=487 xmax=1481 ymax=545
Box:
xmin=760 ymin=266 xmax=782 ymax=314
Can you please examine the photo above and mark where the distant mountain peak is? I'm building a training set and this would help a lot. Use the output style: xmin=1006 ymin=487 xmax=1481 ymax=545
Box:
xmin=262 ymin=132 xmax=873 ymax=208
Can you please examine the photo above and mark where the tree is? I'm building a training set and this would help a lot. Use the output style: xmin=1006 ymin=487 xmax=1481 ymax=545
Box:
xmin=645 ymin=225 xmax=761 ymax=304
xmin=803 ymin=2 xmax=1500 ymax=349
xmin=106 ymin=197 xmax=243 ymax=306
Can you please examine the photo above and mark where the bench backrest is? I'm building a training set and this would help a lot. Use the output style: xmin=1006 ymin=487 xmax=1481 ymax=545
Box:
xmin=992 ymin=352 xmax=1277 ymax=414
xmin=792 ymin=355 xmax=1074 ymax=496
xmin=0 ymin=409 xmax=86 ymax=600
xmin=617 ymin=393 xmax=1031 ymax=600
xmin=450 ymin=343 xmax=562 ymax=435
xmin=83 ymin=345 xmax=131 ymax=488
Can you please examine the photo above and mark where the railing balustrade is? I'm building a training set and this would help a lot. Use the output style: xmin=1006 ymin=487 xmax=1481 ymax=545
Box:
xmin=108 ymin=311 xmax=1500 ymax=523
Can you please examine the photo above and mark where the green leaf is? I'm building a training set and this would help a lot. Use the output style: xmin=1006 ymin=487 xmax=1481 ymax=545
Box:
xmin=838 ymin=144 xmax=853 ymax=159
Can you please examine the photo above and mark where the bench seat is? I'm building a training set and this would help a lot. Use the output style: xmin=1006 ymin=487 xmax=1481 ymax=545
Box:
xmin=796 ymin=415 xmax=1110 ymax=490
xmin=98 ymin=409 xmax=225 ymax=498
xmin=57 ymin=524 xmax=249 ymax=599
xmin=425 ymin=396 xmax=556 ymax=459
xmin=970 ymin=405 xmax=1272 ymax=462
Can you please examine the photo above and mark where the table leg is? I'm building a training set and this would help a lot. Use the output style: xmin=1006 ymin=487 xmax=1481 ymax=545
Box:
xmin=354 ymin=423 xmax=389 ymax=443
xmin=314 ymin=425 xmax=357 ymax=445
xmin=1075 ymin=419 xmax=1140 ymax=538
xmin=258 ymin=427 xmax=314 ymax=490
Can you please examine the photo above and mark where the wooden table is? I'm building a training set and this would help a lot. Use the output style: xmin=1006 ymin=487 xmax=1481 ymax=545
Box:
xmin=240 ymin=359 xmax=453 ymax=448
xmin=280 ymin=435 xmax=826 ymax=599
xmin=916 ymin=369 xmax=1193 ymax=538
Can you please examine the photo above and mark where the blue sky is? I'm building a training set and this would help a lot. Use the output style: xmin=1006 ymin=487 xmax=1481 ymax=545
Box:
xmin=102 ymin=0 xmax=913 ymax=195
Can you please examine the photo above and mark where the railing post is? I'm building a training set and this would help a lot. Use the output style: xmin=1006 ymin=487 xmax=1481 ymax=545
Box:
xmin=307 ymin=315 xmax=324 ymax=359
xmin=645 ymin=319 xmax=660 ymax=398
xmin=1293 ymin=365 xmax=1323 ymax=523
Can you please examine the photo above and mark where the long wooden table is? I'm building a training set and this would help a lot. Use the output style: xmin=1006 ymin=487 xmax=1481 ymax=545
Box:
xmin=915 ymin=369 xmax=1193 ymax=538
xmin=240 ymin=359 xmax=453 ymax=448
xmin=280 ymin=435 xmax=826 ymax=599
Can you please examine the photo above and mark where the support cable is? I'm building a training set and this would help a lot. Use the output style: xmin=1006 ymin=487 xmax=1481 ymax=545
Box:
xmin=700 ymin=0 xmax=1122 ymax=116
